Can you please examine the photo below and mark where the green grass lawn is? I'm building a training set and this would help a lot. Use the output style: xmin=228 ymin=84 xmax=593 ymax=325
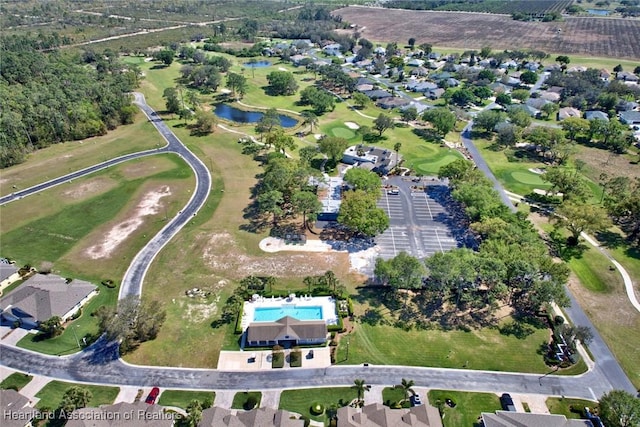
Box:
xmin=546 ymin=397 xmax=597 ymax=419
xmin=231 ymin=391 xmax=262 ymax=410
xmin=157 ymin=390 xmax=215 ymax=409
xmin=428 ymin=390 xmax=501 ymax=427
xmin=336 ymin=320 xmax=567 ymax=374
xmin=0 ymin=373 xmax=33 ymax=391
xmin=279 ymin=387 xmax=358 ymax=423
xmin=382 ymin=387 xmax=411 ymax=408
xmin=568 ymin=247 xmax=620 ymax=293
xmin=17 ymin=286 xmax=117 ymax=355
xmin=35 ymin=380 xmax=119 ymax=411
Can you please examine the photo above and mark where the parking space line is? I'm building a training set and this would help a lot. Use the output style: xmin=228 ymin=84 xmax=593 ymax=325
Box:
xmin=434 ymin=229 xmax=444 ymax=253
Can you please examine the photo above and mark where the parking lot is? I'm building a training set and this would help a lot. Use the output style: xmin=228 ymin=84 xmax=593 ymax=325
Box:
xmin=375 ymin=176 xmax=465 ymax=260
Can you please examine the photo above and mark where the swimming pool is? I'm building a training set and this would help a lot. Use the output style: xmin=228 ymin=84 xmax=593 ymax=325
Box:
xmin=253 ymin=306 xmax=323 ymax=322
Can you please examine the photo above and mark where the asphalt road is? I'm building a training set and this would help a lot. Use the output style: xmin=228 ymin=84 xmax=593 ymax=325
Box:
xmin=118 ymin=93 xmax=212 ymax=299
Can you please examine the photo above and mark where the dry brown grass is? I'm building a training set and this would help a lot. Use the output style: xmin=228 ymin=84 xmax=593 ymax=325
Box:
xmin=335 ymin=6 xmax=640 ymax=59
xmin=574 ymin=145 xmax=640 ymax=183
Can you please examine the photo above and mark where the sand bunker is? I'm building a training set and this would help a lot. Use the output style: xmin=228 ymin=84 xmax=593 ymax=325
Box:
xmin=85 ymin=186 xmax=171 ymax=259
xmin=344 ymin=122 xmax=360 ymax=130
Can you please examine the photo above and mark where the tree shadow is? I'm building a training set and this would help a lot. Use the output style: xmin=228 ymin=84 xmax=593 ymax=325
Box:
xmin=498 ymin=320 xmax=535 ymax=339
xmin=150 ymin=64 xmax=169 ymax=70
xmin=411 ymin=128 xmax=440 ymax=143
xmin=548 ymin=230 xmax=588 ymax=261
xmin=595 ymin=230 xmax=626 ymax=249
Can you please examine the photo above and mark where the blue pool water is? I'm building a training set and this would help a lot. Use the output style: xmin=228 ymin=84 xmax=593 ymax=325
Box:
xmin=586 ymin=9 xmax=610 ymax=16
xmin=214 ymin=104 xmax=298 ymax=128
xmin=253 ymin=306 xmax=323 ymax=322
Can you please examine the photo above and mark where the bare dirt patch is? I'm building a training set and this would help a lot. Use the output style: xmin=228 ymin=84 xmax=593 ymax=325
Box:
xmin=84 ymin=185 xmax=171 ymax=259
xmin=574 ymin=145 xmax=640 ymax=182
xmin=61 ymin=177 xmax=117 ymax=200
xmin=203 ymin=232 xmax=350 ymax=279
xmin=335 ymin=6 xmax=640 ymax=59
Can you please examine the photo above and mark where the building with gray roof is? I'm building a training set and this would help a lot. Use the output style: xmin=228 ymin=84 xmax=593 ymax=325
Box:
xmin=481 ymin=410 xmax=593 ymax=427
xmin=199 ymin=406 xmax=304 ymax=426
xmin=0 ymin=273 xmax=97 ymax=329
xmin=343 ymin=145 xmax=401 ymax=176
xmin=246 ymin=316 xmax=327 ymax=347
xmin=338 ymin=403 xmax=443 ymax=427
xmin=66 ymin=401 xmax=173 ymax=427
xmin=0 ymin=389 xmax=34 ymax=427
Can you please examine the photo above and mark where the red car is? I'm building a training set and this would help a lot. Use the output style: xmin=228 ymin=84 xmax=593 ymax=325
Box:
xmin=145 ymin=387 xmax=160 ymax=404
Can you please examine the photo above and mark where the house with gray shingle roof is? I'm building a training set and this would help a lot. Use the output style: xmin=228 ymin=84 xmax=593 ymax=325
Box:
xmin=199 ymin=407 xmax=304 ymax=427
xmin=338 ymin=403 xmax=443 ymax=427
xmin=246 ymin=316 xmax=327 ymax=347
xmin=0 ymin=262 xmax=20 ymax=296
xmin=585 ymin=110 xmax=609 ymax=122
xmin=558 ymin=107 xmax=582 ymax=121
xmin=67 ymin=401 xmax=173 ymax=427
xmin=0 ymin=274 xmax=98 ymax=329
xmin=620 ymin=110 xmax=640 ymax=125
xmin=0 ymin=389 xmax=34 ymax=427
xmin=481 ymin=410 xmax=593 ymax=427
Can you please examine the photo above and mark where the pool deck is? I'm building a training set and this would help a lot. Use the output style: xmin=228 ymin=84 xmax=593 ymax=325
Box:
xmin=241 ymin=295 xmax=338 ymax=332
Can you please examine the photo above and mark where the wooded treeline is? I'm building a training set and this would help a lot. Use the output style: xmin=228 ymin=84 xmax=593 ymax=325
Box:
xmin=0 ymin=37 xmax=140 ymax=168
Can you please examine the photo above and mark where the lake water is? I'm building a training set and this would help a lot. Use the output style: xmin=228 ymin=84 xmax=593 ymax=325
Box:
xmin=586 ymin=9 xmax=610 ymax=15
xmin=214 ymin=104 xmax=297 ymax=127
xmin=243 ymin=60 xmax=271 ymax=68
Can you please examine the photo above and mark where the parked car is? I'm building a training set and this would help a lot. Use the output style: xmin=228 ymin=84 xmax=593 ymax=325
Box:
xmin=411 ymin=394 xmax=423 ymax=406
xmin=387 ymin=189 xmax=399 ymax=195
xmin=145 ymin=387 xmax=160 ymax=404
xmin=500 ymin=393 xmax=516 ymax=411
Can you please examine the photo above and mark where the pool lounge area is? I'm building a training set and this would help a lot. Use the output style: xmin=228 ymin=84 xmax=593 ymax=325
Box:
xmin=241 ymin=294 xmax=338 ymax=332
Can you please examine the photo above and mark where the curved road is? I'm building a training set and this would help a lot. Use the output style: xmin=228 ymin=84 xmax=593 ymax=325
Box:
xmin=0 ymin=91 xmax=636 ymax=399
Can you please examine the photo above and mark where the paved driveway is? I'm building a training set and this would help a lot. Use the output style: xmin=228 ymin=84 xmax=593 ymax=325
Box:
xmin=375 ymin=176 xmax=468 ymax=260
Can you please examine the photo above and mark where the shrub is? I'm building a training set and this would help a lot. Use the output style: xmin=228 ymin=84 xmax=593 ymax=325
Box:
xmin=272 ymin=351 xmax=284 ymax=368
xmin=554 ymin=315 xmax=565 ymax=326
xmin=245 ymin=395 xmax=258 ymax=410
xmin=290 ymin=350 xmax=302 ymax=367
xmin=101 ymin=279 xmax=116 ymax=288
xmin=310 ymin=403 xmax=325 ymax=416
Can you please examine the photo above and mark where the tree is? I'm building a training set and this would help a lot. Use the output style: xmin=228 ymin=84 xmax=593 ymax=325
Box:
xmin=338 ymin=190 xmax=389 ymax=237
xmin=473 ymin=110 xmax=506 ymax=134
xmin=419 ymin=43 xmax=432 ymax=55
xmin=448 ymin=88 xmax=476 ymax=107
xmin=185 ymin=400 xmax=203 ymax=427
xmin=352 ymin=379 xmax=370 ymax=402
xmin=373 ymin=113 xmax=395 ymax=136
xmin=298 ymin=146 xmax=318 ymax=167
xmin=155 ymin=49 xmax=175 ymax=66
xmin=318 ymin=136 xmax=349 ymax=164
xmin=555 ymin=55 xmax=570 ymax=67
xmin=599 ymin=390 xmax=640 ymax=427
xmin=407 ymin=38 xmax=416 ymax=49
xmin=258 ymin=190 xmax=284 ymax=225
xmin=265 ymin=128 xmax=295 ymax=154
xmin=192 ymin=110 xmax=217 ymax=135
xmin=394 ymin=142 xmax=402 ymax=171
xmin=352 ymin=92 xmax=371 ymax=109
xmin=553 ymin=202 xmax=611 ymax=245
xmin=422 ymin=107 xmax=456 ymax=137
xmin=186 ymin=90 xmax=201 ymax=111
xmin=39 ymin=316 xmax=63 ymax=338
xmin=507 ymin=108 xmax=532 ymax=129
xmin=163 ymin=87 xmax=181 ymax=115
xmin=60 ymin=386 xmax=92 ymax=415
xmin=479 ymin=46 xmax=492 ymax=59
xmin=561 ymin=117 xmax=589 ymax=142
xmin=301 ymin=111 xmax=318 ymax=133
xmin=496 ymin=123 xmax=518 ymax=148
xmin=477 ymin=69 xmax=496 ymax=83
xmin=255 ymin=108 xmax=280 ymax=139
xmin=226 ymin=72 xmax=247 ymax=99
xmin=344 ymin=168 xmax=381 ymax=195
xmin=398 ymin=378 xmax=415 ymax=402
xmin=519 ymin=70 xmax=538 ymax=85
xmin=511 ymin=89 xmax=530 ymax=102
xmin=292 ymin=190 xmax=322 ymax=229
xmin=266 ymin=71 xmax=298 ymax=95
xmin=495 ymin=93 xmax=512 ymax=107
xmin=540 ymin=102 xmax=559 ymax=120
xmin=400 ymin=107 xmax=418 ymax=123
xmin=543 ymin=167 xmax=589 ymax=202
xmin=374 ymin=252 xmax=425 ymax=289
xmin=438 ymin=159 xmax=473 ymax=182
xmin=613 ymin=64 xmax=624 ymax=78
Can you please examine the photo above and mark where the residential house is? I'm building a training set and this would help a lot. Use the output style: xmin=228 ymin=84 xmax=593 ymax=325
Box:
xmin=619 ymin=110 xmax=640 ymax=125
xmin=585 ymin=110 xmax=609 ymax=122
xmin=290 ymin=54 xmax=309 ymax=67
xmin=0 ymin=261 xmax=20 ymax=296
xmin=499 ymin=60 xmax=518 ymax=69
xmin=539 ymin=91 xmax=561 ymax=102
xmin=1 ymin=389 xmax=35 ymax=427
xmin=246 ymin=316 xmax=327 ymax=347
xmin=524 ymin=62 xmax=540 ymax=71
xmin=0 ymin=274 xmax=98 ymax=329
xmin=405 ymin=81 xmax=437 ymax=93
xmin=409 ymin=66 xmax=429 ymax=77
xmin=481 ymin=411 xmax=593 ymax=427
xmin=616 ymin=71 xmax=639 ymax=82
xmin=502 ymin=75 xmax=521 ymax=87
xmin=526 ymin=98 xmax=551 ymax=110
xmin=376 ymin=97 xmax=411 ymax=109
xmin=338 ymin=403 xmax=443 ymax=427
xmin=322 ymin=43 xmax=342 ymax=56
xmin=343 ymin=145 xmax=401 ymax=175
xmin=67 ymin=402 xmax=173 ymax=427
xmin=362 ymin=89 xmax=392 ymax=100
xmin=406 ymin=58 xmax=424 ymax=67
xmin=508 ymin=104 xmax=540 ymax=118
xmin=489 ymin=82 xmax=511 ymax=94
xmin=401 ymin=102 xmax=431 ymax=115
xmin=558 ymin=107 xmax=582 ymax=121
xmin=426 ymin=52 xmax=441 ymax=60
xmin=373 ymin=46 xmax=386 ymax=56
xmin=599 ymin=69 xmax=611 ymax=81
xmin=199 ymin=407 xmax=304 ymax=427
xmin=568 ymin=66 xmax=588 ymax=73
xmin=426 ymin=88 xmax=445 ymax=100
xmin=616 ymin=100 xmax=639 ymax=112
xmin=445 ymin=78 xmax=461 ymax=87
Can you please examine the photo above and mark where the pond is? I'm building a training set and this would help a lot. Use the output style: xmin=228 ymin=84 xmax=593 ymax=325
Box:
xmin=586 ymin=9 xmax=610 ymax=15
xmin=243 ymin=60 xmax=271 ymax=68
xmin=214 ymin=104 xmax=297 ymax=128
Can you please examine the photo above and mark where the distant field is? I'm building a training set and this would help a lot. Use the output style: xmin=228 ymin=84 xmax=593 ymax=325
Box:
xmin=335 ymin=6 xmax=640 ymax=59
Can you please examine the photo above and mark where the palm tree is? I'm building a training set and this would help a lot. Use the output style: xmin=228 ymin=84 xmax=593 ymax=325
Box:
xmin=352 ymin=379 xmax=370 ymax=402
xmin=301 ymin=111 xmax=318 ymax=133
xmin=393 ymin=142 xmax=402 ymax=171
xmin=398 ymin=378 xmax=415 ymax=403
